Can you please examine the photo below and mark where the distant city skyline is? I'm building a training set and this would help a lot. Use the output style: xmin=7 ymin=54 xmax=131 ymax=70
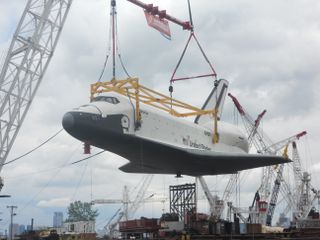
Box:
xmin=9 ymin=223 xmax=25 ymax=237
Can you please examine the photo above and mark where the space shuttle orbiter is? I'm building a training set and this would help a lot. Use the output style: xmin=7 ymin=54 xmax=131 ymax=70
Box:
xmin=62 ymin=79 xmax=288 ymax=177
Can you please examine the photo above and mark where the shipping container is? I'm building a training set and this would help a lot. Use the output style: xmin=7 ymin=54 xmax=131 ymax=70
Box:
xmin=246 ymin=223 xmax=262 ymax=234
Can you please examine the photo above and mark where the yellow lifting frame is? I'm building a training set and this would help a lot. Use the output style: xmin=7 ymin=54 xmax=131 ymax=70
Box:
xmin=91 ymin=78 xmax=219 ymax=143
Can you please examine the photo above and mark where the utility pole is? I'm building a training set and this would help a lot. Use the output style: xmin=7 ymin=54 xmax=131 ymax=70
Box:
xmin=7 ymin=206 xmax=17 ymax=240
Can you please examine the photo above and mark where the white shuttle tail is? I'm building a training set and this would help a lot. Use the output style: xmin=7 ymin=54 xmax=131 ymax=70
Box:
xmin=194 ymin=79 xmax=229 ymax=125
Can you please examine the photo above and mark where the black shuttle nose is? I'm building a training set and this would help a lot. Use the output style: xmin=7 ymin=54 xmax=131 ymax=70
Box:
xmin=62 ymin=112 xmax=75 ymax=130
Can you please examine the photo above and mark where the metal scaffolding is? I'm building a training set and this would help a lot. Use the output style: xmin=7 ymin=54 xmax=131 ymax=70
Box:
xmin=169 ymin=183 xmax=196 ymax=222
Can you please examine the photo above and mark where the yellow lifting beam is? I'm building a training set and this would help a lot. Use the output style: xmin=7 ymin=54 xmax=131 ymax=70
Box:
xmin=91 ymin=78 xmax=219 ymax=143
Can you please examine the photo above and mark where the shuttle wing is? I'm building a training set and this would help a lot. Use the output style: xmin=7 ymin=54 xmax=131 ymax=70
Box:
xmin=118 ymin=136 xmax=290 ymax=177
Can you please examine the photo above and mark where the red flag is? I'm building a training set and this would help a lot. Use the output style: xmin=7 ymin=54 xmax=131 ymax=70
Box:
xmin=144 ymin=11 xmax=171 ymax=40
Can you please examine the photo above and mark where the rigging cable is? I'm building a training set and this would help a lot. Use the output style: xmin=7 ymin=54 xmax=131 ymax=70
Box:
xmin=71 ymin=156 xmax=90 ymax=201
xmin=71 ymin=150 xmax=105 ymax=165
xmin=4 ymin=149 xmax=105 ymax=179
xmin=10 ymin=147 xmax=105 ymax=218
xmin=16 ymin=145 xmax=81 ymax=214
xmin=97 ymin=0 xmax=131 ymax=82
xmin=1 ymin=128 xmax=64 ymax=167
xmin=115 ymin=10 xmax=131 ymax=78
xmin=97 ymin=0 xmax=113 ymax=82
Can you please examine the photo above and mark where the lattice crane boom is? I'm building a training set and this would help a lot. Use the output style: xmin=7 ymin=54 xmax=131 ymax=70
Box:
xmin=129 ymin=174 xmax=154 ymax=218
xmin=266 ymin=131 xmax=306 ymax=154
xmin=265 ymin=146 xmax=288 ymax=226
xmin=228 ymin=93 xmax=272 ymax=152
xmin=290 ymin=143 xmax=319 ymax=221
xmin=218 ymin=173 xmax=239 ymax=218
xmin=96 ymin=175 xmax=154 ymax=237
xmin=228 ymin=93 xmax=309 ymax=225
xmin=208 ymin=100 xmax=267 ymax=220
xmin=227 ymin=202 xmax=247 ymax=223
xmin=292 ymin=141 xmax=304 ymax=199
xmin=197 ymin=176 xmax=217 ymax=216
xmin=0 ymin=0 xmax=72 ymax=189
xmin=281 ymin=143 xmax=318 ymax=221
xmin=228 ymin=93 xmax=274 ymax=201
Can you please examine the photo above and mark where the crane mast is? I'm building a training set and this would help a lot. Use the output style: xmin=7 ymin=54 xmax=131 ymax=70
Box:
xmin=228 ymin=93 xmax=274 ymax=201
xmin=0 ymin=0 xmax=72 ymax=188
xmin=290 ymin=142 xmax=319 ymax=221
xmin=93 ymin=175 xmax=154 ymax=237
xmin=292 ymin=141 xmax=305 ymax=211
xmin=228 ymin=93 xmax=310 ymax=225
xmin=217 ymin=108 xmax=269 ymax=219
xmin=265 ymin=146 xmax=288 ymax=226
xmin=266 ymin=131 xmax=307 ymax=226
xmin=197 ymin=176 xmax=220 ymax=218
xmin=197 ymin=102 xmax=268 ymax=220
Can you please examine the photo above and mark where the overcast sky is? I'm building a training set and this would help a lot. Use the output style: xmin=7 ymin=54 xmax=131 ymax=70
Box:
xmin=0 ymin=0 xmax=320 ymax=233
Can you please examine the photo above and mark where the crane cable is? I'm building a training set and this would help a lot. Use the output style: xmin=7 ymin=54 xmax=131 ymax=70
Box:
xmin=1 ymin=128 xmax=64 ymax=167
xmin=14 ymin=144 xmax=84 ymax=216
xmin=1 ymin=125 xmax=105 ymax=169
xmin=4 ymin=150 xmax=105 ymax=180
xmin=6 ymin=147 xmax=106 ymax=222
xmin=115 ymin=9 xmax=131 ymax=78
xmin=97 ymin=1 xmax=113 ymax=82
xmin=71 ymin=156 xmax=90 ymax=201
xmin=97 ymin=0 xmax=131 ymax=82
xmin=169 ymin=0 xmax=217 ymax=112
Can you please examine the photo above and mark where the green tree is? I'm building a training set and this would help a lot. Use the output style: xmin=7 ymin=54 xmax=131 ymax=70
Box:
xmin=65 ymin=200 xmax=99 ymax=222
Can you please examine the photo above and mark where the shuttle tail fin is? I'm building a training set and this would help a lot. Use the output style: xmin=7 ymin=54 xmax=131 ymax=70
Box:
xmin=194 ymin=79 xmax=229 ymax=125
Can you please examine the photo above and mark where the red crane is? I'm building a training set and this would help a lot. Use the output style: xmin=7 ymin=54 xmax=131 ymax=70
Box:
xmin=127 ymin=0 xmax=217 ymax=85
xmin=127 ymin=0 xmax=192 ymax=30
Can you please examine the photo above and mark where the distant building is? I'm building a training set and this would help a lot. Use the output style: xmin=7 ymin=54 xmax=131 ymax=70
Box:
xmin=9 ymin=223 xmax=19 ymax=237
xmin=17 ymin=225 xmax=25 ymax=235
xmin=53 ymin=212 xmax=64 ymax=228
xmin=26 ymin=225 xmax=32 ymax=231
xmin=64 ymin=221 xmax=95 ymax=233
xmin=8 ymin=224 xmax=26 ymax=236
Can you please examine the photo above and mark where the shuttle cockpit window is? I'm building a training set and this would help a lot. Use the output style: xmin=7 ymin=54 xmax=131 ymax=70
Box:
xmin=92 ymin=96 xmax=119 ymax=104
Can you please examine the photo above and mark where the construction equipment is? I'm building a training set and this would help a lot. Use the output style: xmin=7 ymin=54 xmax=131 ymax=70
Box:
xmin=227 ymin=202 xmax=249 ymax=223
xmin=197 ymin=176 xmax=223 ymax=220
xmin=265 ymin=132 xmax=307 ymax=226
xmin=0 ymin=0 xmax=72 ymax=190
xmin=228 ymin=93 xmax=275 ymax=203
xmin=216 ymin=109 xmax=268 ymax=220
xmin=198 ymin=94 xmax=303 ymax=222
xmin=265 ymin=145 xmax=289 ymax=226
xmin=128 ymin=0 xmax=217 ymax=97
xmin=289 ymin=142 xmax=320 ymax=223
xmin=228 ymin=93 xmax=309 ymax=225
xmin=127 ymin=0 xmax=192 ymax=31
xmin=93 ymin=175 xmax=155 ymax=237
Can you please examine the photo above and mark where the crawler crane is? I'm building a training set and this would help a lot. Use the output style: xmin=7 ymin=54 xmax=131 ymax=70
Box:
xmin=0 ymin=0 xmax=72 ymax=190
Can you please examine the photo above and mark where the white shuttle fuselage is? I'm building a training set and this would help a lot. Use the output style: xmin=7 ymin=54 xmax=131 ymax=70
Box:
xmin=62 ymin=91 xmax=287 ymax=176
